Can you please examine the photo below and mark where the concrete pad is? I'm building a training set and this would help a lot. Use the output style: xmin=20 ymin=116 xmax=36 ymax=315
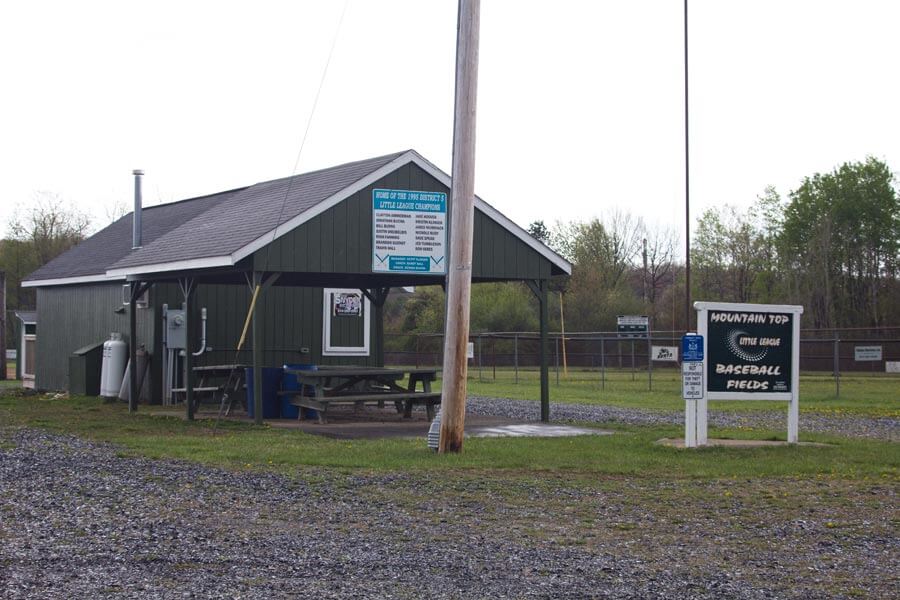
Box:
xmin=468 ymin=423 xmax=612 ymax=438
xmin=657 ymin=438 xmax=832 ymax=448
xmin=148 ymin=405 xmax=611 ymax=440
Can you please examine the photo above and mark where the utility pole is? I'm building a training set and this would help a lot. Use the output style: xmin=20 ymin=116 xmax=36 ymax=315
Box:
xmin=0 ymin=271 xmax=6 ymax=381
xmin=684 ymin=0 xmax=692 ymax=331
xmin=439 ymin=0 xmax=481 ymax=454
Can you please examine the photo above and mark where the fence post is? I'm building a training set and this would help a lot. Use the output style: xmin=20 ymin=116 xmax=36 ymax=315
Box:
xmin=600 ymin=337 xmax=606 ymax=391
xmin=492 ymin=336 xmax=496 ymax=380
xmin=478 ymin=334 xmax=483 ymax=381
xmin=514 ymin=333 xmax=519 ymax=384
xmin=833 ymin=337 xmax=840 ymax=399
xmin=555 ymin=335 xmax=560 ymax=386
xmin=631 ymin=340 xmax=635 ymax=381
xmin=648 ymin=336 xmax=652 ymax=392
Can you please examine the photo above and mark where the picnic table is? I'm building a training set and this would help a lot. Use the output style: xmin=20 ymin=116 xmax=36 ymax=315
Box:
xmin=172 ymin=364 xmax=246 ymax=413
xmin=280 ymin=366 xmax=440 ymax=424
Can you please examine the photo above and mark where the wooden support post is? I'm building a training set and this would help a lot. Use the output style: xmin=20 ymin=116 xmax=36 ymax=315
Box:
xmin=183 ymin=279 xmax=195 ymax=421
xmin=526 ymin=279 xmax=550 ymax=422
xmin=252 ymin=271 xmax=263 ymax=425
xmin=363 ymin=288 xmax=390 ymax=368
xmin=128 ymin=282 xmax=138 ymax=413
xmin=539 ymin=279 xmax=549 ymax=422
xmin=439 ymin=0 xmax=481 ymax=454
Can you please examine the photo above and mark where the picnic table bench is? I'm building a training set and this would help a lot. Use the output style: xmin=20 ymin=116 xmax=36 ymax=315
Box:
xmin=279 ymin=366 xmax=440 ymax=424
xmin=172 ymin=364 xmax=246 ymax=414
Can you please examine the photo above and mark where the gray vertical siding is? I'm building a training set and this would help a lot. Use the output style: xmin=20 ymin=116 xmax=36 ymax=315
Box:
xmin=32 ymin=163 xmax=557 ymax=398
xmin=35 ymin=283 xmax=156 ymax=391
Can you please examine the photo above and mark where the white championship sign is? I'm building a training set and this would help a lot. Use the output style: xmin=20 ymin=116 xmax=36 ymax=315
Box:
xmin=372 ymin=189 xmax=447 ymax=274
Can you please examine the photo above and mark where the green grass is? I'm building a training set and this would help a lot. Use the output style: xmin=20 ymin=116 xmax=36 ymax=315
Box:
xmin=456 ymin=367 xmax=900 ymax=417
xmin=1 ymin=393 xmax=896 ymax=481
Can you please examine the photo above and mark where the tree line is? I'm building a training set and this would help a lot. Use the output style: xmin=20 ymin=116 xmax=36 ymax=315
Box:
xmin=2 ymin=158 xmax=897 ymax=346
xmin=386 ymin=156 xmax=899 ymax=335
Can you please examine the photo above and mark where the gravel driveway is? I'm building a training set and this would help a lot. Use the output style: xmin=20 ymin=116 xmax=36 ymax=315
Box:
xmin=2 ymin=424 xmax=897 ymax=599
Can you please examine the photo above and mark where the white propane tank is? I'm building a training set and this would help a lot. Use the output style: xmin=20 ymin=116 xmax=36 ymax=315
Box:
xmin=100 ymin=333 xmax=128 ymax=397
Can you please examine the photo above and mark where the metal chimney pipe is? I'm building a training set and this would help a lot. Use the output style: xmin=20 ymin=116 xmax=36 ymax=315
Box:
xmin=132 ymin=169 xmax=144 ymax=249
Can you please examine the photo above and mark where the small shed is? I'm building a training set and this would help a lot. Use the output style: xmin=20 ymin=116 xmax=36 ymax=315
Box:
xmin=13 ymin=311 xmax=37 ymax=385
xmin=23 ymin=150 xmax=571 ymax=421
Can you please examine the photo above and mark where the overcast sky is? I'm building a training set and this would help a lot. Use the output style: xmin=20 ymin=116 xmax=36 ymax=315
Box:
xmin=2 ymin=0 xmax=898 ymax=254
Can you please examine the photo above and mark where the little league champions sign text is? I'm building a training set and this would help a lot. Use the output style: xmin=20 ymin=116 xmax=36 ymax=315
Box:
xmin=372 ymin=189 xmax=447 ymax=274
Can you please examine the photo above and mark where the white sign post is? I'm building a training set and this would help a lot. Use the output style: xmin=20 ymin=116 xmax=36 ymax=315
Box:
xmin=682 ymin=360 xmax=704 ymax=447
xmin=695 ymin=301 xmax=804 ymax=445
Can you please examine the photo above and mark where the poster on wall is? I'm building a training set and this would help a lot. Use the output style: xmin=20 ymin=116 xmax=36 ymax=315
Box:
xmin=705 ymin=308 xmax=793 ymax=394
xmin=372 ymin=188 xmax=447 ymax=274
xmin=332 ymin=292 xmax=362 ymax=317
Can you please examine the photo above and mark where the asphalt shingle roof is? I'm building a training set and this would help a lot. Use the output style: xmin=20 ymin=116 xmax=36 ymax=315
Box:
xmin=25 ymin=150 xmax=571 ymax=282
xmin=108 ymin=151 xmax=405 ymax=271
xmin=24 ymin=189 xmax=240 ymax=281
xmin=25 ymin=151 xmax=406 ymax=281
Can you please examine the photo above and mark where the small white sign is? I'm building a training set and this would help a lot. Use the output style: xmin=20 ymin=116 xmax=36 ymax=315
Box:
xmin=854 ymin=345 xmax=883 ymax=361
xmin=467 ymin=342 xmax=474 ymax=359
xmin=652 ymin=345 xmax=678 ymax=362
xmin=617 ymin=315 xmax=649 ymax=327
xmin=682 ymin=361 xmax=703 ymax=399
xmin=886 ymin=361 xmax=900 ymax=373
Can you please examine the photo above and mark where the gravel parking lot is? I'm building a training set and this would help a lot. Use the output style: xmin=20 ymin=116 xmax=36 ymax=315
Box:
xmin=2 ymin=420 xmax=897 ymax=599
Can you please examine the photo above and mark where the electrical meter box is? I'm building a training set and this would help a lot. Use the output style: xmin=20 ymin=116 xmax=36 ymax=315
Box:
xmin=166 ymin=309 xmax=187 ymax=349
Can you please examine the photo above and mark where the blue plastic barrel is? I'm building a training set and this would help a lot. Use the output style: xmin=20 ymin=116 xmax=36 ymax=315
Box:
xmin=281 ymin=364 xmax=317 ymax=419
xmin=245 ymin=367 xmax=283 ymax=419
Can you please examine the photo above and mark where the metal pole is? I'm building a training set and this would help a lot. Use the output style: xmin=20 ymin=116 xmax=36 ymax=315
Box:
xmin=631 ymin=340 xmax=635 ymax=381
xmin=438 ymin=0 xmax=481 ymax=453
xmin=514 ymin=333 xmax=519 ymax=384
xmin=684 ymin=0 xmax=692 ymax=330
xmin=492 ymin=337 xmax=496 ymax=380
xmin=600 ymin=337 xmax=605 ymax=391
xmin=834 ymin=337 xmax=840 ymax=399
xmin=478 ymin=335 xmax=483 ymax=381
xmin=648 ymin=336 xmax=653 ymax=392
xmin=555 ymin=335 xmax=560 ymax=386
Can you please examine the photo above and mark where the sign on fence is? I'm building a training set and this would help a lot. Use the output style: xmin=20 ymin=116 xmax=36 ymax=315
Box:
xmin=617 ymin=315 xmax=649 ymax=338
xmin=886 ymin=361 xmax=900 ymax=373
xmin=854 ymin=345 xmax=883 ymax=361
xmin=652 ymin=345 xmax=678 ymax=362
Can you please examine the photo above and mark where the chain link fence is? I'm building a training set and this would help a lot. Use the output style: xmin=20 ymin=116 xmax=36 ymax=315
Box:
xmin=385 ymin=329 xmax=900 ymax=392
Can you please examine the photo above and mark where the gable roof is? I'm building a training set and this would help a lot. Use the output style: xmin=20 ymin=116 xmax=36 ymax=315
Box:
xmin=25 ymin=150 xmax=571 ymax=286
xmin=23 ymin=189 xmax=241 ymax=286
